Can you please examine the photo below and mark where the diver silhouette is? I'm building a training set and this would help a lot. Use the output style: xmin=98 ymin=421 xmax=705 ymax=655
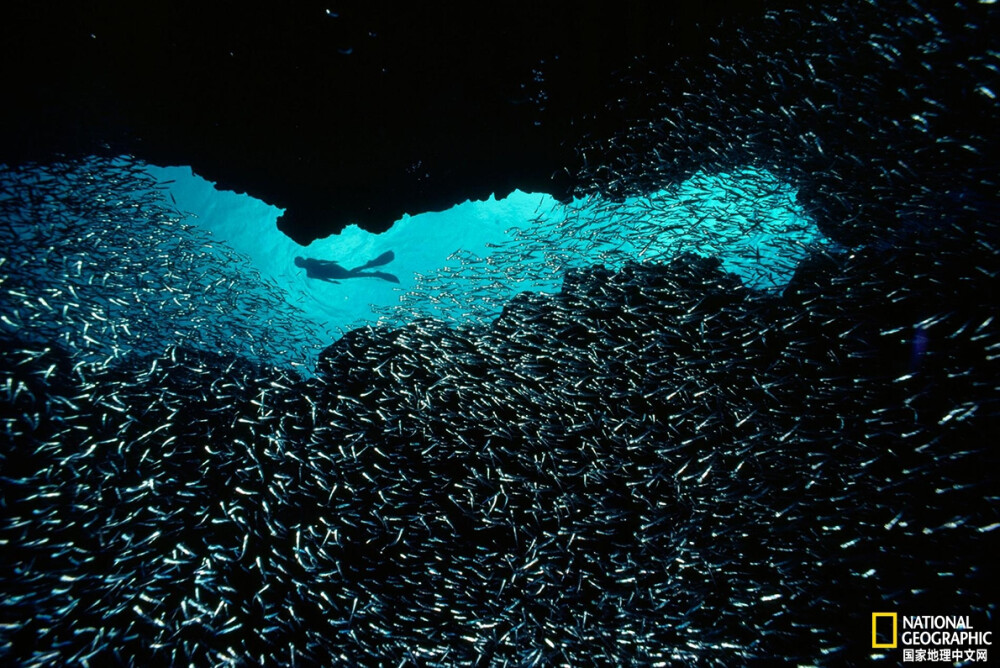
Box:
xmin=294 ymin=250 xmax=400 ymax=284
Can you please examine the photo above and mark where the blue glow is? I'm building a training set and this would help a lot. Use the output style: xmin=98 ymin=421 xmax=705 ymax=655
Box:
xmin=147 ymin=164 xmax=825 ymax=343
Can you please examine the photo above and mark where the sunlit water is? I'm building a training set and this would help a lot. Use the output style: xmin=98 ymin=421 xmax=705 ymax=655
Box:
xmin=148 ymin=164 xmax=826 ymax=347
xmin=0 ymin=158 xmax=827 ymax=375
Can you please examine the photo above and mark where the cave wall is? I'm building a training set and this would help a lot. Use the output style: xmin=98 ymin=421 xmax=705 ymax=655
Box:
xmin=0 ymin=0 xmax=774 ymax=244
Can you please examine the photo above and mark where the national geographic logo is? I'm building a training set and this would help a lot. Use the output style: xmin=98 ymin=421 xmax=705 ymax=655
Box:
xmin=872 ymin=613 xmax=993 ymax=663
xmin=872 ymin=613 xmax=898 ymax=649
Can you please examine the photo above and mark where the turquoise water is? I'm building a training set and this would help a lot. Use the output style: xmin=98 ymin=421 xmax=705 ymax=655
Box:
xmin=148 ymin=164 xmax=825 ymax=344
xmin=0 ymin=159 xmax=827 ymax=376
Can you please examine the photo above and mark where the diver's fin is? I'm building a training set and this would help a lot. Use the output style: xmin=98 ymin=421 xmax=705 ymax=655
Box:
xmin=350 ymin=250 xmax=394 ymax=272
xmin=367 ymin=271 xmax=400 ymax=284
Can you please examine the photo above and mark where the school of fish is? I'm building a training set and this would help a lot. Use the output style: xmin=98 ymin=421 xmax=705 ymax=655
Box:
xmin=1 ymin=0 xmax=998 ymax=665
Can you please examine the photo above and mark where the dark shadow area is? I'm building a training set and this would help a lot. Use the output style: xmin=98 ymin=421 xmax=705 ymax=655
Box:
xmin=0 ymin=0 xmax=789 ymax=244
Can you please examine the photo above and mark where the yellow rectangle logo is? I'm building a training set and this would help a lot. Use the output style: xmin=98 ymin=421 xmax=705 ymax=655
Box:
xmin=872 ymin=612 xmax=898 ymax=648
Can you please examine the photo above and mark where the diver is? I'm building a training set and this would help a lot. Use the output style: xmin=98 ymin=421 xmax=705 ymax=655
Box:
xmin=293 ymin=250 xmax=400 ymax=284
